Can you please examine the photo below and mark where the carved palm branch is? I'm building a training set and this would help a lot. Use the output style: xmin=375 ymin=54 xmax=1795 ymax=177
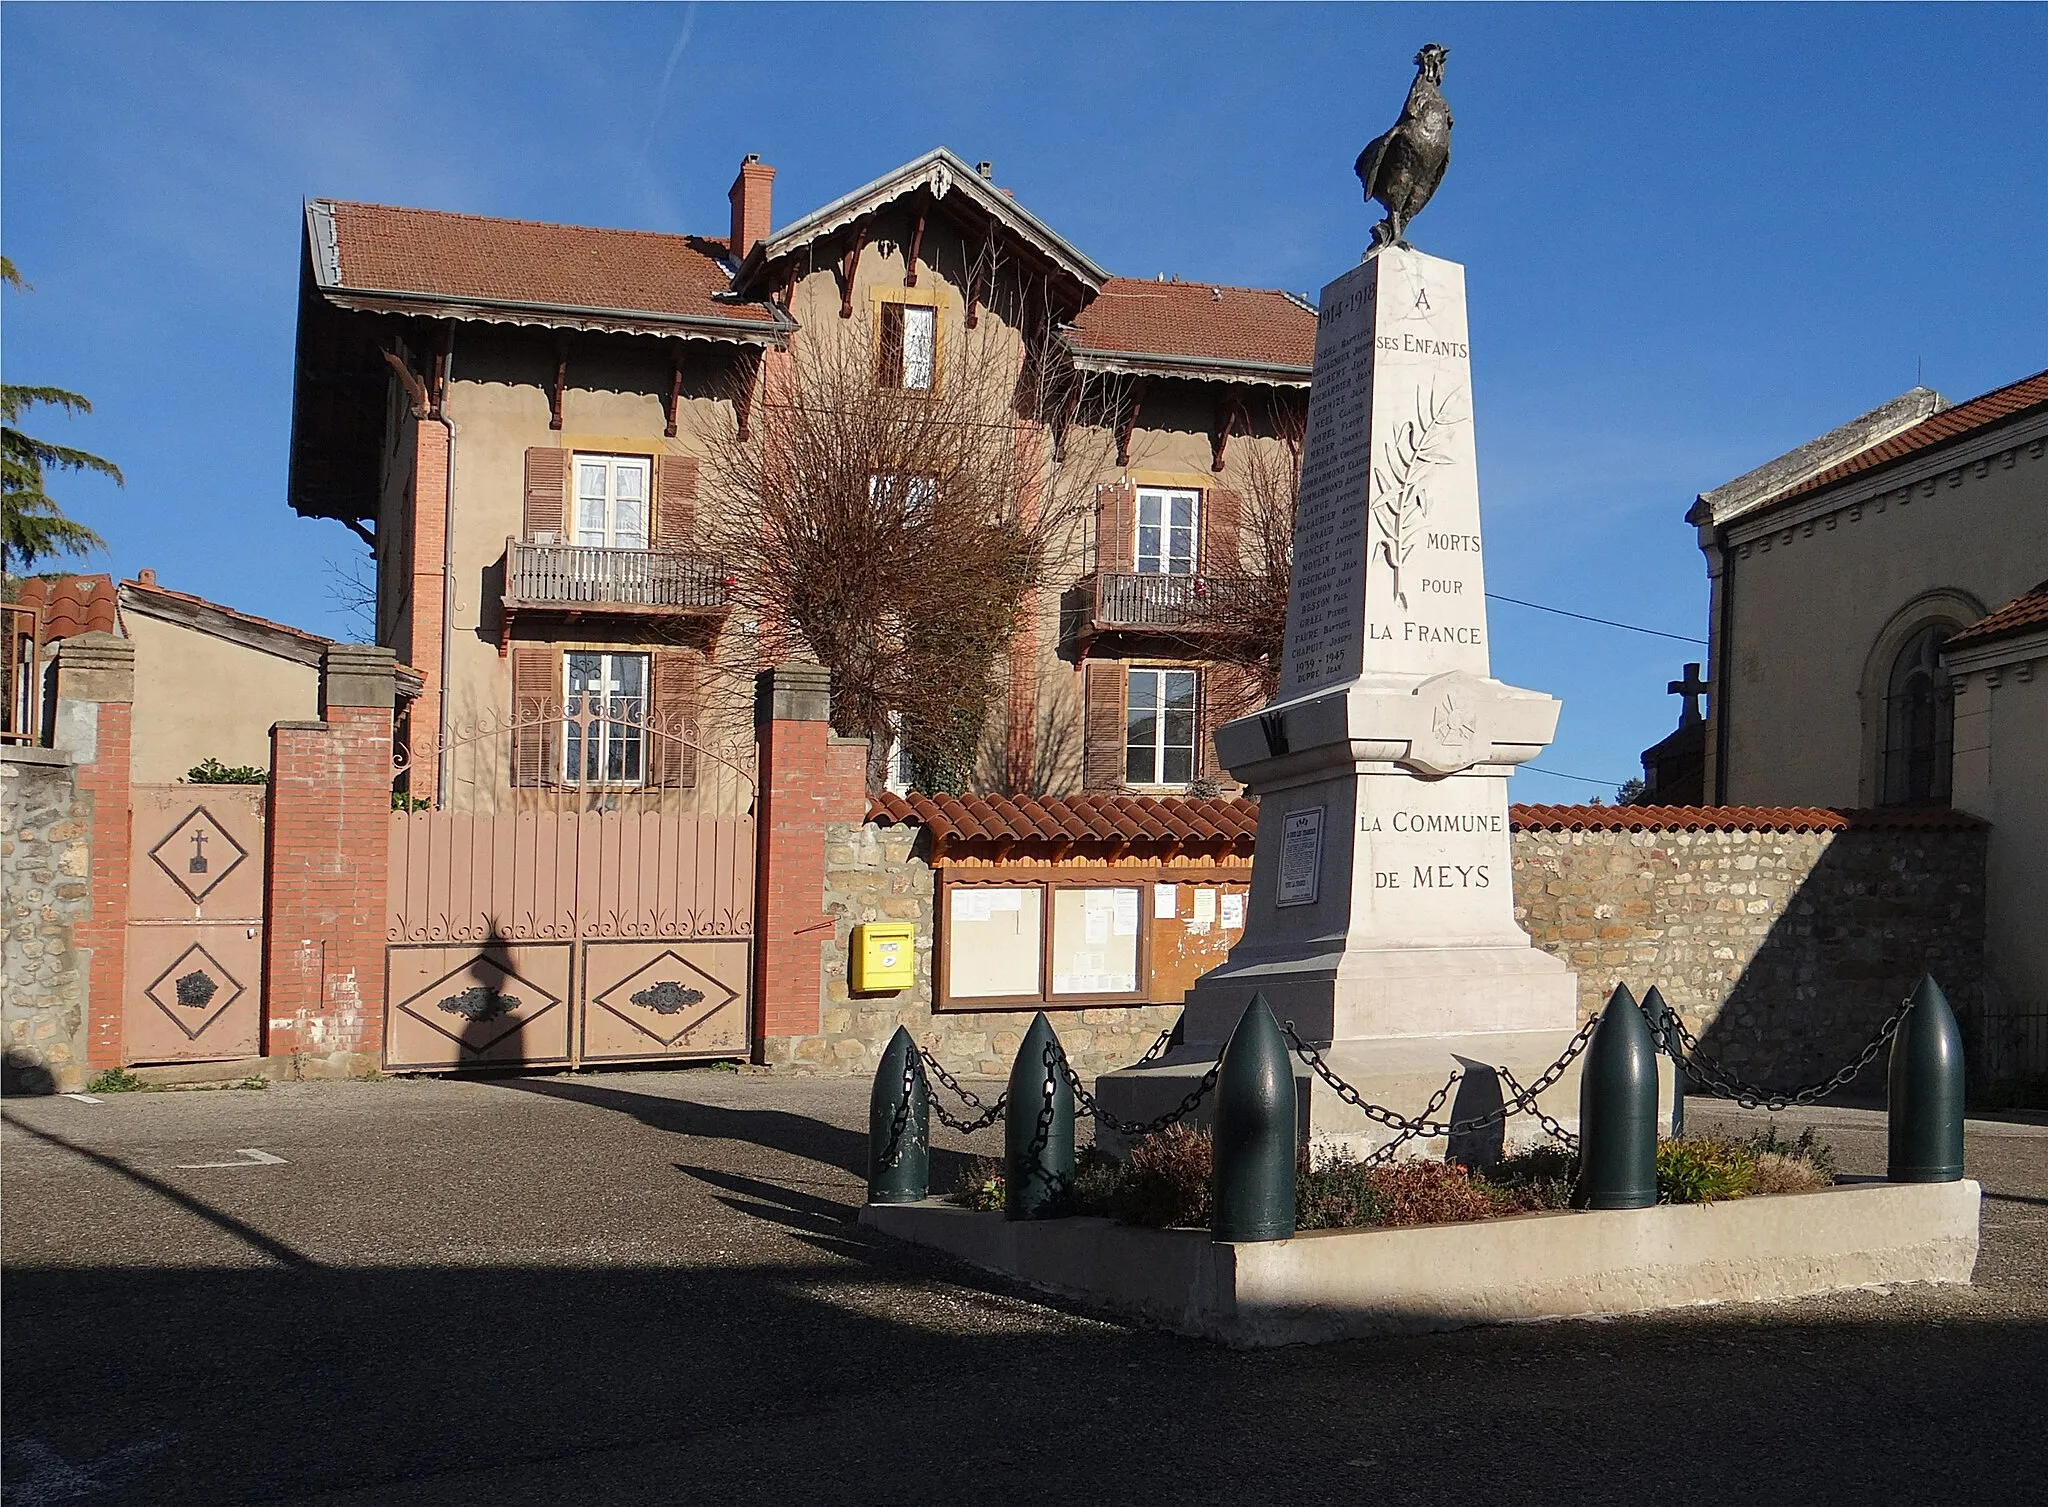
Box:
xmin=1369 ymin=385 xmax=1463 ymax=609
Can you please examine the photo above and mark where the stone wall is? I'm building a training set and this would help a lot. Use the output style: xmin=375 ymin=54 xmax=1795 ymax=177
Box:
xmin=2 ymin=748 xmax=93 ymax=1093
xmin=794 ymin=810 xmax=1986 ymax=1094
xmin=800 ymin=820 xmax=1179 ymax=1077
xmin=1513 ymin=821 xmax=1987 ymax=1092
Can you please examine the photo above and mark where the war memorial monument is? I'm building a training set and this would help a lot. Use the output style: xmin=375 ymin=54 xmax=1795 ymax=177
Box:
xmin=1097 ymin=44 xmax=1633 ymax=1150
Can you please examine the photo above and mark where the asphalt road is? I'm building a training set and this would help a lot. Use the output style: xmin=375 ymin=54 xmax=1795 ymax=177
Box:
xmin=4 ymin=1071 xmax=2044 ymax=1506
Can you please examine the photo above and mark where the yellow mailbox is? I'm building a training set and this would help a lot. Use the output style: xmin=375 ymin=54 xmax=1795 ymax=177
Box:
xmin=851 ymin=921 xmax=916 ymax=992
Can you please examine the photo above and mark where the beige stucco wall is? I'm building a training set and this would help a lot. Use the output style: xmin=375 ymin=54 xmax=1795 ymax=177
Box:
xmin=1952 ymin=634 xmax=2048 ymax=1055
xmin=122 ymin=613 xmax=320 ymax=783
xmin=1707 ymin=417 xmax=2047 ymax=807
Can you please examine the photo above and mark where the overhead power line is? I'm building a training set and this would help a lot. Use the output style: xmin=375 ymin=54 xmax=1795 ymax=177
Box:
xmin=1519 ymin=765 xmax=1628 ymax=790
xmin=1486 ymin=593 xmax=1708 ymax=646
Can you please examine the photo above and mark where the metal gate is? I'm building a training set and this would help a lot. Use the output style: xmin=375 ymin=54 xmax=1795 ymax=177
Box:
xmin=384 ymin=707 xmax=756 ymax=1071
xmin=124 ymin=784 xmax=266 ymax=1062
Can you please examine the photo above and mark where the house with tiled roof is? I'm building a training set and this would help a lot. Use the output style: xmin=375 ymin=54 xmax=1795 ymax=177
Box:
xmin=1682 ymin=364 xmax=2048 ymax=1069
xmin=288 ymin=148 xmax=1312 ymax=809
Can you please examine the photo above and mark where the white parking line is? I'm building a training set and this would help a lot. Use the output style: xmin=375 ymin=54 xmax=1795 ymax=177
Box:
xmin=170 ymin=1147 xmax=288 ymax=1169
xmin=61 ymin=1093 xmax=102 ymax=1104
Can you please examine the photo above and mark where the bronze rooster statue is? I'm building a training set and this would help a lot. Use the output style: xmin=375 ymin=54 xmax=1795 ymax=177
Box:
xmin=1355 ymin=43 xmax=1452 ymax=249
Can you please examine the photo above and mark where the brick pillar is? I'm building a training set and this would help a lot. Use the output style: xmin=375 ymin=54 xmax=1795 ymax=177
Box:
xmin=406 ymin=417 xmax=448 ymax=805
xmin=753 ymin=662 xmax=868 ymax=1064
xmin=264 ymin=645 xmax=395 ymax=1073
xmin=51 ymin=633 xmax=133 ymax=1069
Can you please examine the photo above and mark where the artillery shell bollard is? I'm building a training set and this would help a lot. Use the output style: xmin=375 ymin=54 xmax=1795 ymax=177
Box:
xmin=1888 ymin=973 xmax=1965 ymax=1183
xmin=866 ymin=1027 xmax=929 ymax=1205
xmin=1211 ymin=994 xmax=1297 ymax=1243
xmin=1640 ymin=984 xmax=1684 ymax=1138
xmin=1572 ymin=983 xmax=1659 ymax=1210
xmin=1005 ymin=1012 xmax=1075 ymax=1220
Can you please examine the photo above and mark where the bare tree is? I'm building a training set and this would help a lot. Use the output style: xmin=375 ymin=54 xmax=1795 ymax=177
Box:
xmin=700 ymin=256 xmax=1120 ymax=791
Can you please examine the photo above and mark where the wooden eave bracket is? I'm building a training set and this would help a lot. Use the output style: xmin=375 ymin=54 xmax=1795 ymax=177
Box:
xmin=1116 ymin=377 xmax=1149 ymax=468
xmin=1210 ymin=397 xmax=1245 ymax=473
xmin=549 ymin=337 xmax=570 ymax=431
xmin=836 ymin=222 xmax=869 ymax=319
xmin=737 ymin=347 xmax=764 ymax=443
xmin=1053 ymin=378 xmax=1083 ymax=463
xmin=905 ymin=212 xmax=925 ymax=288
xmin=664 ymin=356 xmax=683 ymax=438
xmin=381 ymin=347 xmax=430 ymax=419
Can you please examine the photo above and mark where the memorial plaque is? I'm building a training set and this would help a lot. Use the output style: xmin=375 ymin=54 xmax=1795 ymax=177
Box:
xmin=1276 ymin=807 xmax=1324 ymax=907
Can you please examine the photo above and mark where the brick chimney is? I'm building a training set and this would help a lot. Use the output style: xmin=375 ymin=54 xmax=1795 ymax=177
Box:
xmin=728 ymin=154 xmax=774 ymax=261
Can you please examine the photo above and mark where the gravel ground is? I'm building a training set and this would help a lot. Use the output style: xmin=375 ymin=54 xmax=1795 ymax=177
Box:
xmin=4 ymin=1069 xmax=2044 ymax=1506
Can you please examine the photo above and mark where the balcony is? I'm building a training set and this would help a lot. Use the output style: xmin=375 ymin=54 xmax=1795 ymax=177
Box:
xmin=1086 ymin=571 xmax=1254 ymax=634
xmin=499 ymin=539 xmax=731 ymax=651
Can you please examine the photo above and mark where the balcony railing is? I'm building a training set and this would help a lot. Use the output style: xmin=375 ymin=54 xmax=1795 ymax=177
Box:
xmin=505 ymin=540 xmax=732 ymax=613
xmin=1089 ymin=572 xmax=1253 ymax=632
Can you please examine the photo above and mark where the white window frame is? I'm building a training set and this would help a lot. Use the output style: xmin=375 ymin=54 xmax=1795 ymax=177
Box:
xmin=562 ymin=650 xmax=650 ymax=787
xmin=1125 ymin=666 xmax=1199 ymax=788
xmin=572 ymin=454 xmax=651 ymax=550
xmin=1135 ymin=487 xmax=1199 ymax=576
xmin=900 ymin=303 xmax=937 ymax=390
xmin=884 ymin=710 xmax=912 ymax=796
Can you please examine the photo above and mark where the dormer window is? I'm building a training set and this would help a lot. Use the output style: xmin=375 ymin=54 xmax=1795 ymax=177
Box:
xmin=880 ymin=302 xmax=937 ymax=391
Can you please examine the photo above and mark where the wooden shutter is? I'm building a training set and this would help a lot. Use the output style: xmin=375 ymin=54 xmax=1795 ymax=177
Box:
xmin=1082 ymin=660 xmax=1127 ymax=792
xmin=1203 ymin=489 xmax=1242 ymax=575
xmin=524 ymin=448 xmax=567 ymax=543
xmin=651 ymin=648 xmax=702 ymax=789
xmin=510 ymin=644 xmax=560 ymax=787
xmin=878 ymin=303 xmax=905 ymax=388
xmin=1196 ymin=662 xmax=1257 ymax=780
xmin=1094 ymin=482 xmax=1136 ymax=574
xmin=655 ymin=456 xmax=698 ymax=548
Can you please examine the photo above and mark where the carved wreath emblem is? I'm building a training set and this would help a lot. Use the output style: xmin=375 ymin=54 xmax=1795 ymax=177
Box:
xmin=1432 ymin=691 xmax=1475 ymax=748
xmin=436 ymin=985 xmax=518 ymax=1023
xmin=174 ymin=970 xmax=219 ymax=1008
xmin=631 ymin=980 xmax=705 ymax=1016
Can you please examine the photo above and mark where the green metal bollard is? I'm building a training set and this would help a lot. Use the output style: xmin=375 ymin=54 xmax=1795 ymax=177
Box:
xmin=1573 ymin=982 xmax=1660 ymax=1210
xmin=866 ymin=1026 xmax=930 ymax=1205
xmin=1641 ymin=985 xmax=1684 ymax=1138
xmin=1888 ymin=974 xmax=1965 ymax=1183
xmin=1004 ymin=1012 xmax=1075 ymax=1220
xmin=1211 ymin=994 xmax=1298 ymax=1243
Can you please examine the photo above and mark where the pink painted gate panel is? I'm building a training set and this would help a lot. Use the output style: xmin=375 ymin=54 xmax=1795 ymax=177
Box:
xmin=385 ymin=944 xmax=573 ymax=1070
xmin=124 ymin=785 xmax=265 ymax=1063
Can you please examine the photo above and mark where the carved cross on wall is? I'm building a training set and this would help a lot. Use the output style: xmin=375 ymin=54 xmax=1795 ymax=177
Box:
xmin=1668 ymin=662 xmax=1708 ymax=725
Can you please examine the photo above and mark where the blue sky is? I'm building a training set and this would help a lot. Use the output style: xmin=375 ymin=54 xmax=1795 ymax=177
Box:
xmin=4 ymin=3 xmax=2044 ymax=801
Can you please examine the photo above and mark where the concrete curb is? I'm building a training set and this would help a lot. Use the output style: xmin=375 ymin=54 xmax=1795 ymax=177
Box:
xmin=860 ymin=1179 xmax=1981 ymax=1347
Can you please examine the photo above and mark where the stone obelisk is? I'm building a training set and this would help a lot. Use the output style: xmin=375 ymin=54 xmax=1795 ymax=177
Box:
xmin=1096 ymin=244 xmax=1594 ymax=1155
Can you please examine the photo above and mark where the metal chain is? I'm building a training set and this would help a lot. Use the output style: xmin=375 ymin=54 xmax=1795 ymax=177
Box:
xmin=913 ymin=1044 xmax=1007 ymax=1135
xmin=1658 ymin=1002 xmax=1905 ymax=1111
xmin=1282 ymin=1013 xmax=1599 ymax=1148
xmin=1135 ymin=1025 xmax=1178 ymax=1066
xmin=1063 ymin=1058 xmax=1223 ymax=1139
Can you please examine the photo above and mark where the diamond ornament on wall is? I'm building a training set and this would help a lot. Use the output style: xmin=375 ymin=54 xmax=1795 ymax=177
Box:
xmin=396 ymin=954 xmax=563 ymax=1056
xmin=593 ymin=949 xmax=736 ymax=1048
xmin=143 ymin=943 xmax=246 ymax=1040
xmin=149 ymin=806 xmax=249 ymax=905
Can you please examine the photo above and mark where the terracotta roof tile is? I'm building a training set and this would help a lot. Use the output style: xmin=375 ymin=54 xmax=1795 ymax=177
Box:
xmin=867 ymin=793 xmax=1257 ymax=845
xmin=16 ymin=575 xmax=116 ymax=642
xmin=1762 ymin=368 xmax=2048 ymax=510
xmin=122 ymin=576 xmax=332 ymax=648
xmin=320 ymin=200 xmax=777 ymax=327
xmin=1066 ymin=278 xmax=1315 ymax=373
xmin=1946 ymin=579 xmax=2048 ymax=651
xmin=1509 ymin=804 xmax=1986 ymax=833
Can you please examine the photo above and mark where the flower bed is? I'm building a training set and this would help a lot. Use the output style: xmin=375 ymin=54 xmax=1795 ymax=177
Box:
xmin=946 ymin=1125 xmax=1835 ymax=1231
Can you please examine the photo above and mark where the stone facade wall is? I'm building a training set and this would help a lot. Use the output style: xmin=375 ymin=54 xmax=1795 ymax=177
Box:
xmin=2 ymin=749 xmax=94 ymax=1093
xmin=802 ymin=821 xmax=1179 ymax=1077
xmin=793 ymin=814 xmax=1986 ymax=1094
xmin=1513 ymin=824 xmax=1987 ymax=1091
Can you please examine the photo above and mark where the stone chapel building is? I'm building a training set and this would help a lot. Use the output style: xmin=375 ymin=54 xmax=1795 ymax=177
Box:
xmin=286 ymin=148 xmax=1311 ymax=808
xmin=1684 ymin=366 xmax=2048 ymax=1055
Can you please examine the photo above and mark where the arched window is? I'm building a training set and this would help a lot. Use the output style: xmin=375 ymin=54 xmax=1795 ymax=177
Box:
xmin=1881 ymin=626 xmax=1953 ymax=806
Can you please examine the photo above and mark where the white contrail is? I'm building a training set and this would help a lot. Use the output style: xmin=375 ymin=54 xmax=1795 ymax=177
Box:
xmin=639 ymin=4 xmax=700 ymax=165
